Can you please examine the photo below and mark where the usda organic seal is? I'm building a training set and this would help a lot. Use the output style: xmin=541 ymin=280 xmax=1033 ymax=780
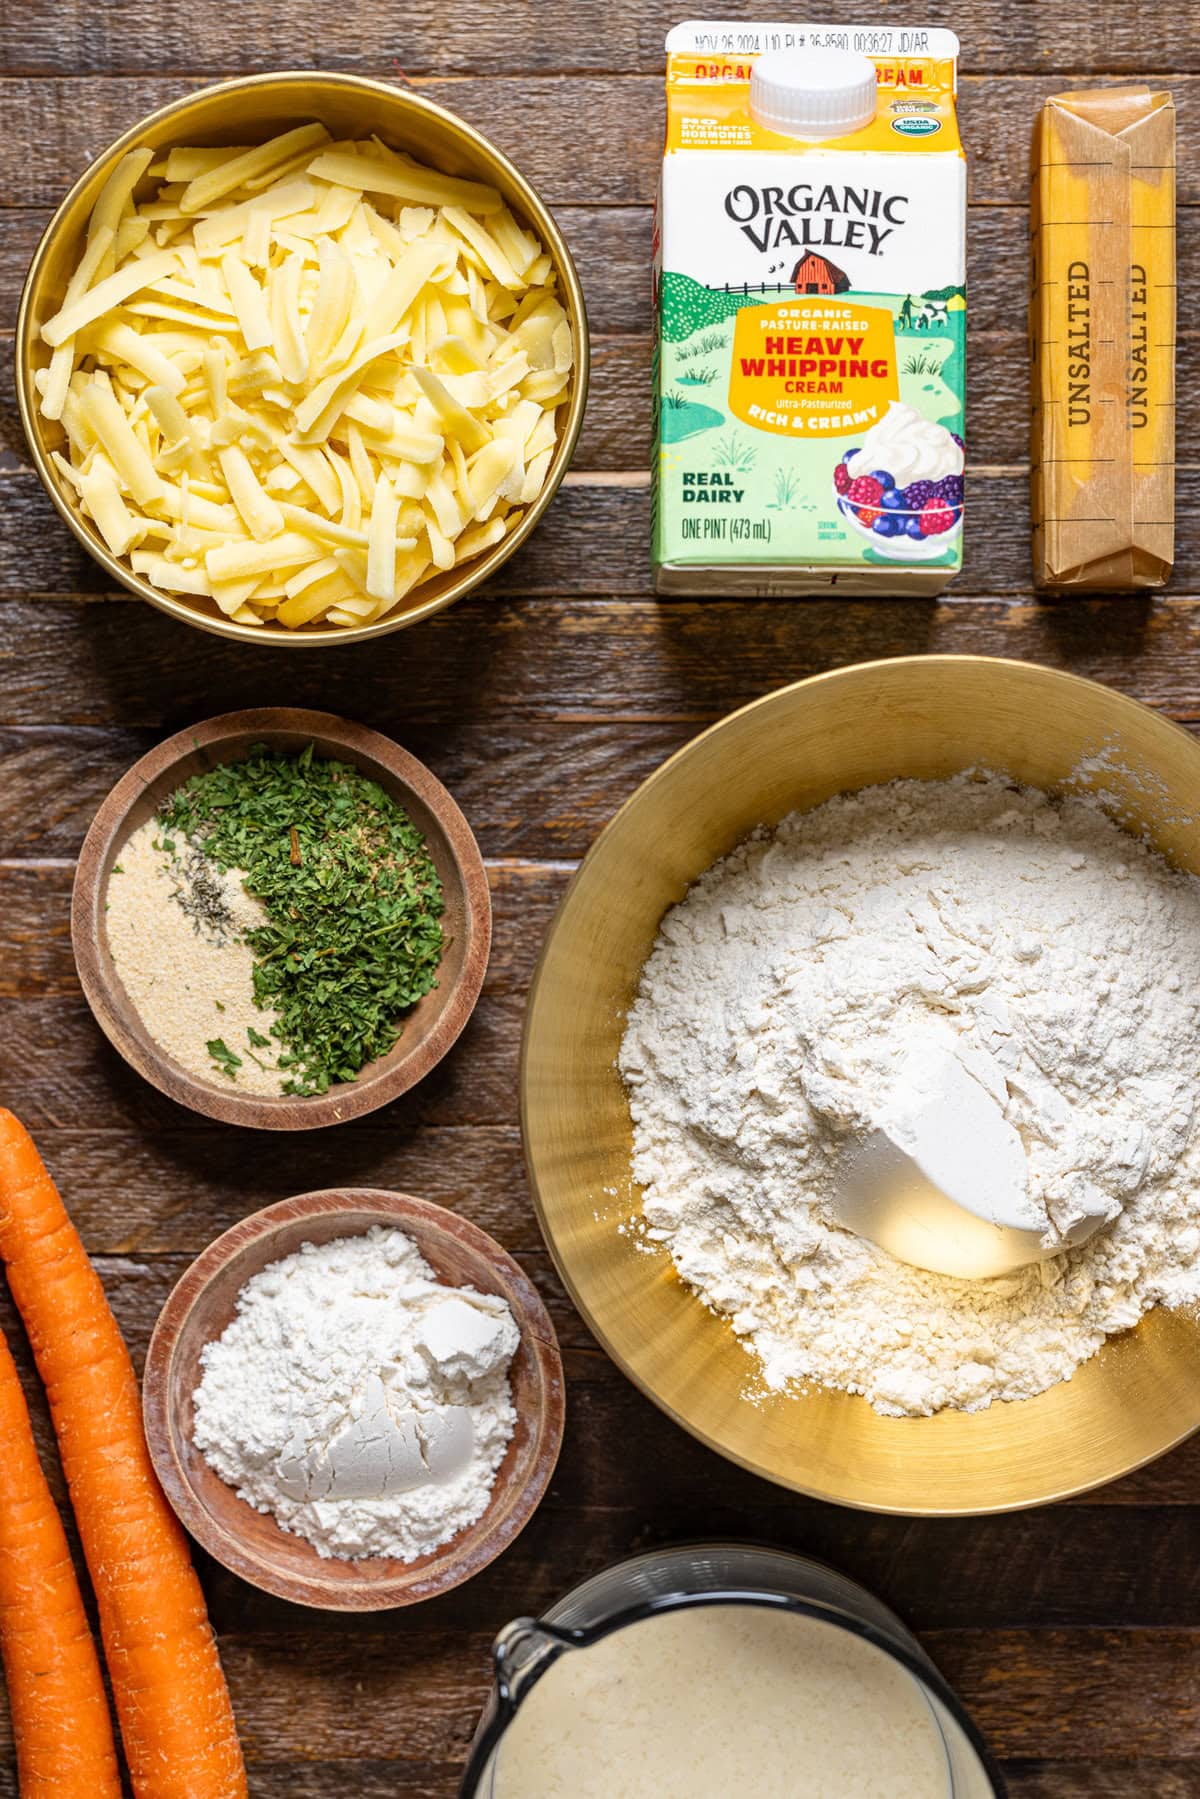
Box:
xmin=892 ymin=115 xmax=942 ymax=136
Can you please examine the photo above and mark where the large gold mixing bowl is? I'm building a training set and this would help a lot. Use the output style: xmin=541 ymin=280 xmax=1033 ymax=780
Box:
xmin=521 ymin=656 xmax=1200 ymax=1514
xmin=16 ymin=72 xmax=588 ymax=646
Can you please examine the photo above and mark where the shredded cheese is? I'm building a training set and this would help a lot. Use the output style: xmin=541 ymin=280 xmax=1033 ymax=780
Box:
xmin=178 ymin=124 xmax=330 ymax=214
xmin=38 ymin=126 xmax=573 ymax=629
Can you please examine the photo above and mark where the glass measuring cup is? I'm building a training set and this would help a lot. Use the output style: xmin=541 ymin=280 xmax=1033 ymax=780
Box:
xmin=461 ymin=1542 xmax=1003 ymax=1797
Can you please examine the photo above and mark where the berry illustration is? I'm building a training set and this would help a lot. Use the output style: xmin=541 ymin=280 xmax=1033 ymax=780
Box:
xmin=902 ymin=479 xmax=936 ymax=511
xmin=833 ymin=462 xmax=851 ymax=495
xmin=870 ymin=468 xmax=895 ymax=488
xmin=904 ymin=516 xmax=925 ymax=539
xmin=933 ymin=474 xmax=964 ymax=506
xmin=951 ymin=432 xmax=965 ymax=450
xmin=872 ymin=514 xmax=897 ymax=536
xmin=847 ymin=476 xmax=884 ymax=508
xmin=919 ymin=497 xmax=956 ymax=536
xmin=856 ymin=504 xmax=883 ymax=528
xmin=881 ymin=488 xmax=906 ymax=511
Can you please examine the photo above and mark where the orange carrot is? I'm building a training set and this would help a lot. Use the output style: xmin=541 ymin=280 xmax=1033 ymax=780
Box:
xmin=0 ymin=1324 xmax=121 ymax=1796
xmin=0 ymin=1111 xmax=246 ymax=1799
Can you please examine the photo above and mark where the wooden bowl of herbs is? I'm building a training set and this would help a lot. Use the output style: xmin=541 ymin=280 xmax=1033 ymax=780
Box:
xmin=71 ymin=709 xmax=491 ymax=1129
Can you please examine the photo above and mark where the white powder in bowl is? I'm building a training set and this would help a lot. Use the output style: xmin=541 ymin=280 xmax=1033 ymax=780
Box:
xmin=192 ymin=1227 xmax=520 ymax=1561
xmin=106 ymin=818 xmax=286 ymax=1095
xmin=619 ymin=771 xmax=1200 ymax=1416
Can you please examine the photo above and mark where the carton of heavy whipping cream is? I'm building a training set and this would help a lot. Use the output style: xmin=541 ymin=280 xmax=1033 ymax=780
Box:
xmin=653 ymin=23 xmax=966 ymax=594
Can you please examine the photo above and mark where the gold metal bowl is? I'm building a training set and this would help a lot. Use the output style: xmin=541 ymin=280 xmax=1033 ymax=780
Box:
xmin=521 ymin=656 xmax=1200 ymax=1514
xmin=15 ymin=71 xmax=589 ymax=646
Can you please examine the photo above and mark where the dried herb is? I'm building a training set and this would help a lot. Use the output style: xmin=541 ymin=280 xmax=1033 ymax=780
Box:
xmin=170 ymin=842 xmax=235 ymax=937
xmin=160 ymin=744 xmax=444 ymax=1097
xmin=207 ymin=1037 xmax=243 ymax=1079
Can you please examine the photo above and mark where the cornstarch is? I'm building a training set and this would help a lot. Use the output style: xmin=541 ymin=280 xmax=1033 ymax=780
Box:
xmin=619 ymin=772 xmax=1200 ymax=1416
xmin=193 ymin=1228 xmax=519 ymax=1560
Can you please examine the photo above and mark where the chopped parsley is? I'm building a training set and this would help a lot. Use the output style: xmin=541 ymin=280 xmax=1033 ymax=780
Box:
xmin=160 ymin=744 xmax=444 ymax=1097
xmin=207 ymin=1037 xmax=243 ymax=1079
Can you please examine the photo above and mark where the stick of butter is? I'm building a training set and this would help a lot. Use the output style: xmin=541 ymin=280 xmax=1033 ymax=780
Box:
xmin=1030 ymin=88 xmax=1175 ymax=591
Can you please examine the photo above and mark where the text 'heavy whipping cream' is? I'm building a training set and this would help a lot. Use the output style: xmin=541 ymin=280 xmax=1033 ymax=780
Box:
xmin=653 ymin=23 xmax=966 ymax=594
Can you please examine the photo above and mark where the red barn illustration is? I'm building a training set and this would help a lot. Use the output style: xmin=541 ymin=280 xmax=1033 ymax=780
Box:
xmin=790 ymin=252 xmax=851 ymax=295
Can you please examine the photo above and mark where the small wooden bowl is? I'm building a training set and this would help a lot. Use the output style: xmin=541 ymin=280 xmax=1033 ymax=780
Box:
xmin=143 ymin=1190 xmax=565 ymax=1610
xmin=71 ymin=709 xmax=491 ymax=1129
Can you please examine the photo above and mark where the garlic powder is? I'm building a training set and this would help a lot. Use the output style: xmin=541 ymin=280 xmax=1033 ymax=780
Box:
xmin=106 ymin=818 xmax=286 ymax=1094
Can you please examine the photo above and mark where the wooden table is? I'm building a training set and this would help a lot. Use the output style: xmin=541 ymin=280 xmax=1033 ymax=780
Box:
xmin=1 ymin=4 xmax=1198 ymax=1793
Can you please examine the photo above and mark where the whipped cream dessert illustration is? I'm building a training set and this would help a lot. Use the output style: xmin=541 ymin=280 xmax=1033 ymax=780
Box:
xmin=846 ymin=402 xmax=964 ymax=488
xmin=835 ymin=400 xmax=965 ymax=555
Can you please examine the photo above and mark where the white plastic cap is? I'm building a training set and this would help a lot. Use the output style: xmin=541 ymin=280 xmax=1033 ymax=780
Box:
xmin=750 ymin=47 xmax=878 ymax=140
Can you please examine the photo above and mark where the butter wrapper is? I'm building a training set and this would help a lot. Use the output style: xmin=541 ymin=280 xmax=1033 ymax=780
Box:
xmin=1030 ymin=88 xmax=1175 ymax=590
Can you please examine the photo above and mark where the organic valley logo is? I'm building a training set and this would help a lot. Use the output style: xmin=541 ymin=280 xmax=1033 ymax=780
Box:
xmin=722 ymin=183 xmax=910 ymax=257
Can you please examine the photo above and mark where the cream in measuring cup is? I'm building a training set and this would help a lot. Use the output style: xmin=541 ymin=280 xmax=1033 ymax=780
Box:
xmin=653 ymin=22 xmax=966 ymax=594
xmin=491 ymin=1603 xmax=954 ymax=1797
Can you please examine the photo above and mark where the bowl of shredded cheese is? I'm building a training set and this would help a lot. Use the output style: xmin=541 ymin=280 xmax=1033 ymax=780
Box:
xmin=16 ymin=71 xmax=588 ymax=643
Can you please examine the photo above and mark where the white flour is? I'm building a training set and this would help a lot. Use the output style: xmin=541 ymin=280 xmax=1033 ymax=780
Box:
xmin=619 ymin=772 xmax=1200 ymax=1416
xmin=193 ymin=1228 xmax=520 ymax=1559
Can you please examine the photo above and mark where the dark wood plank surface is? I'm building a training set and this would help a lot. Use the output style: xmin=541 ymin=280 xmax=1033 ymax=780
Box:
xmin=2 ymin=4 xmax=1199 ymax=1793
